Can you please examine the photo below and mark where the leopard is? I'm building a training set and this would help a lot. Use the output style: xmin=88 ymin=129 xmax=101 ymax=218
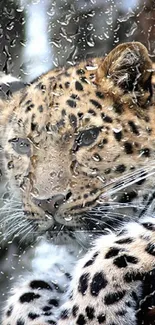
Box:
xmin=1 ymin=42 xmax=155 ymax=325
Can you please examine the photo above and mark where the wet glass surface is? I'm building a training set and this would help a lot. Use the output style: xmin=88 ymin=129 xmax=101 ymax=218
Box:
xmin=0 ymin=0 xmax=155 ymax=320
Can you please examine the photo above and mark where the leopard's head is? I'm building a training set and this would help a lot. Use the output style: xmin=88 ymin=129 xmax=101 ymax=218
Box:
xmin=0 ymin=42 xmax=154 ymax=240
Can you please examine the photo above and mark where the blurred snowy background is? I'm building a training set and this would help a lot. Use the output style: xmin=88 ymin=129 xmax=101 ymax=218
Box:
xmin=0 ymin=0 xmax=155 ymax=317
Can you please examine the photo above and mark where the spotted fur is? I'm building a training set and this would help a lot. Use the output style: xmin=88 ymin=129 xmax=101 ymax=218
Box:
xmin=1 ymin=42 xmax=155 ymax=325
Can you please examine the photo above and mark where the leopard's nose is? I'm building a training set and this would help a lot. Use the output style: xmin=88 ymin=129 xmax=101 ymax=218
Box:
xmin=33 ymin=192 xmax=72 ymax=216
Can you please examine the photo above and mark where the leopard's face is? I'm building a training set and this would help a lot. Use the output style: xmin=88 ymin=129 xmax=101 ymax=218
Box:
xmin=1 ymin=42 xmax=154 ymax=234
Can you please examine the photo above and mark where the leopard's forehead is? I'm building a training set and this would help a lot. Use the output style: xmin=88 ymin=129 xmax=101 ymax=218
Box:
xmin=11 ymin=58 xmax=123 ymax=140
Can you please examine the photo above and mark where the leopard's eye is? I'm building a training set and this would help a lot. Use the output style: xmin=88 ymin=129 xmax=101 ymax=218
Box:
xmin=9 ymin=138 xmax=31 ymax=156
xmin=77 ymin=127 xmax=100 ymax=147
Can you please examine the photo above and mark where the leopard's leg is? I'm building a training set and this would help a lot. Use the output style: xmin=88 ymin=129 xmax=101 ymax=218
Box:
xmin=2 ymin=244 xmax=78 ymax=325
xmin=58 ymin=217 xmax=155 ymax=325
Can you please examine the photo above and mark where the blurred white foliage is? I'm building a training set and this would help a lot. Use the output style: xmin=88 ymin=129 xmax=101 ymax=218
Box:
xmin=21 ymin=0 xmax=53 ymax=81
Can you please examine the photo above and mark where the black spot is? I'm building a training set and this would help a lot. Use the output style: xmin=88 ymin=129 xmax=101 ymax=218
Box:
xmin=124 ymin=271 xmax=145 ymax=283
xmin=66 ymin=99 xmax=77 ymax=108
xmin=136 ymin=178 xmax=146 ymax=186
xmin=145 ymin=243 xmax=155 ymax=256
xmin=104 ymin=290 xmax=126 ymax=305
xmin=28 ymin=313 xmax=39 ymax=320
xmin=78 ymin=273 xmax=89 ymax=295
xmin=96 ymin=91 xmax=104 ymax=99
xmin=77 ymin=69 xmax=85 ymax=75
xmin=132 ymin=291 xmax=139 ymax=302
xmin=113 ymin=130 xmax=122 ymax=142
xmin=43 ymin=312 xmax=52 ymax=316
xmin=104 ymin=168 xmax=111 ymax=174
xmin=113 ymin=103 xmax=123 ymax=114
xmin=71 ymin=93 xmax=79 ymax=100
xmin=19 ymin=292 xmax=40 ymax=303
xmin=115 ymin=164 xmax=126 ymax=173
xmin=85 ymin=306 xmax=95 ymax=320
xmin=6 ymin=306 xmax=13 ymax=317
xmin=25 ymin=100 xmax=32 ymax=106
xmin=140 ymin=148 xmax=150 ymax=157
xmin=60 ymin=309 xmax=69 ymax=319
xmin=97 ymin=313 xmax=106 ymax=323
xmin=76 ymin=314 xmax=86 ymax=325
xmin=119 ymin=191 xmax=137 ymax=203
xmin=80 ymin=76 xmax=88 ymax=83
xmin=36 ymin=82 xmax=46 ymax=90
xmin=38 ymin=105 xmax=43 ymax=112
xmin=56 ymin=119 xmax=65 ymax=129
xmin=124 ymin=142 xmax=133 ymax=154
xmin=72 ymin=305 xmax=79 ymax=317
xmin=25 ymin=103 xmax=34 ymax=113
xmin=90 ymin=272 xmax=108 ymax=296
xmin=75 ymin=81 xmax=83 ymax=91
xmin=113 ymin=254 xmax=138 ymax=268
xmin=69 ymin=114 xmax=77 ymax=128
xmin=115 ymin=237 xmax=133 ymax=244
xmin=31 ymin=122 xmax=37 ymax=131
xmin=61 ymin=109 xmax=66 ymax=116
xmin=30 ymin=280 xmax=52 ymax=291
xmin=65 ymin=81 xmax=70 ymax=88
xmin=105 ymin=247 xmax=121 ymax=259
xmin=90 ymin=99 xmax=102 ymax=109
xmin=7 ymin=161 xmax=14 ymax=169
xmin=47 ymin=321 xmax=57 ymax=325
xmin=116 ymin=309 xmax=127 ymax=316
xmin=142 ymin=223 xmax=155 ymax=231
xmin=104 ymin=116 xmax=113 ymax=123
xmin=17 ymin=320 xmax=25 ymax=325
xmin=113 ymin=255 xmax=128 ymax=268
xmin=42 ymin=306 xmax=51 ymax=312
xmin=88 ymin=109 xmax=96 ymax=116
xmin=101 ymin=113 xmax=112 ymax=123
xmin=128 ymin=121 xmax=139 ymax=135
xmin=78 ymin=112 xmax=84 ymax=119
xmin=146 ymin=126 xmax=152 ymax=134
xmin=65 ymin=272 xmax=72 ymax=280
xmin=83 ymin=252 xmax=99 ymax=267
xmin=93 ymin=153 xmax=102 ymax=161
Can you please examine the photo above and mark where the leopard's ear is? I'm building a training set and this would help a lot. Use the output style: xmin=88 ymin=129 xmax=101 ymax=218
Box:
xmin=97 ymin=42 xmax=153 ymax=104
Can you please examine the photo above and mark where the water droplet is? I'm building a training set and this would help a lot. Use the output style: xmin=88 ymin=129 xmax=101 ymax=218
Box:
xmin=106 ymin=17 xmax=113 ymax=26
xmin=64 ymin=215 xmax=73 ymax=222
xmin=97 ymin=175 xmax=105 ymax=183
xmin=6 ymin=21 xmax=14 ymax=31
xmin=103 ymin=32 xmax=109 ymax=39
xmin=45 ymin=214 xmax=53 ymax=220
xmin=117 ymin=10 xmax=134 ymax=23
xmin=50 ymin=172 xmax=56 ymax=178
xmin=112 ymin=126 xmax=122 ymax=133
xmin=87 ymin=23 xmax=93 ymax=31
xmin=126 ymin=22 xmax=137 ymax=37
xmin=87 ymin=11 xmax=95 ymax=18
xmin=85 ymin=64 xmax=98 ymax=71
xmin=92 ymin=154 xmax=100 ymax=162
xmin=86 ymin=37 xmax=95 ymax=48
xmin=47 ymin=7 xmax=55 ymax=17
